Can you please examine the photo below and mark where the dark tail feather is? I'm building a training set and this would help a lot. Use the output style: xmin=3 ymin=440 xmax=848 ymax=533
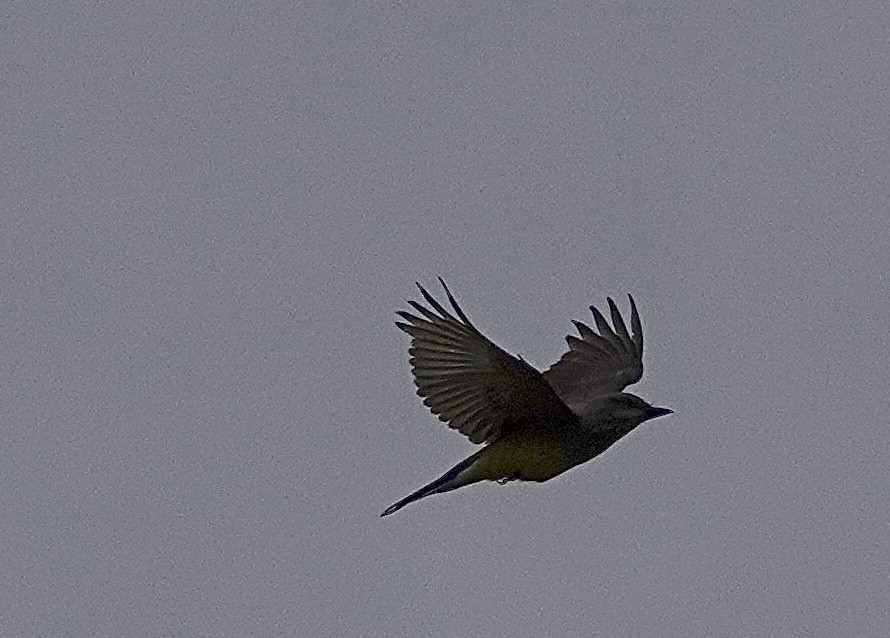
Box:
xmin=380 ymin=479 xmax=446 ymax=517
xmin=380 ymin=449 xmax=484 ymax=517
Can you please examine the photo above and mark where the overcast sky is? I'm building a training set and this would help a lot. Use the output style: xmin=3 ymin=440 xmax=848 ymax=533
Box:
xmin=2 ymin=3 xmax=889 ymax=637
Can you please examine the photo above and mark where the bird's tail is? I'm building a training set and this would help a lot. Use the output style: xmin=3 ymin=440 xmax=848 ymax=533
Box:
xmin=380 ymin=448 xmax=486 ymax=517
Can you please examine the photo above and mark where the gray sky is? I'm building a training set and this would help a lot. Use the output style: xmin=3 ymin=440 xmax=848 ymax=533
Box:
xmin=3 ymin=3 xmax=888 ymax=637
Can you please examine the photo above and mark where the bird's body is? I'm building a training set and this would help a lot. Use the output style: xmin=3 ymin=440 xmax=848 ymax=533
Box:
xmin=381 ymin=279 xmax=671 ymax=517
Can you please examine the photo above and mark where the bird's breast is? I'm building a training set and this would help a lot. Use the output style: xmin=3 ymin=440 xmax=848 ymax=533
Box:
xmin=472 ymin=435 xmax=573 ymax=482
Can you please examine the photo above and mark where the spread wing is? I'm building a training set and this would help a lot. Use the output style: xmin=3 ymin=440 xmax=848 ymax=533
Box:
xmin=397 ymin=278 xmax=577 ymax=445
xmin=543 ymin=295 xmax=644 ymax=404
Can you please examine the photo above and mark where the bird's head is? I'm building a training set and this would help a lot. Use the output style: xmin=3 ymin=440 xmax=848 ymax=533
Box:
xmin=606 ymin=392 xmax=673 ymax=426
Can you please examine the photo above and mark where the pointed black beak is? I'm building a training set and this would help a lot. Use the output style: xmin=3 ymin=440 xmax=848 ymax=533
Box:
xmin=645 ymin=406 xmax=673 ymax=421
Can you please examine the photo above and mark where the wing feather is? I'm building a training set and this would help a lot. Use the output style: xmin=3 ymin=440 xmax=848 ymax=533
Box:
xmin=544 ymin=294 xmax=645 ymax=404
xmin=398 ymin=280 xmax=577 ymax=444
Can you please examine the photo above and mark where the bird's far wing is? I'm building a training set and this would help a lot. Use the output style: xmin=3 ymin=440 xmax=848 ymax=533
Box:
xmin=397 ymin=278 xmax=576 ymax=445
xmin=543 ymin=295 xmax=644 ymax=404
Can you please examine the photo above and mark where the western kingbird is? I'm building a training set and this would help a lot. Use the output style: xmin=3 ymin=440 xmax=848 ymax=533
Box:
xmin=381 ymin=278 xmax=672 ymax=517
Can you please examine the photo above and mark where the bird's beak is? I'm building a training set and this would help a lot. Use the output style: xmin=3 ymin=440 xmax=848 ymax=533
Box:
xmin=646 ymin=406 xmax=673 ymax=420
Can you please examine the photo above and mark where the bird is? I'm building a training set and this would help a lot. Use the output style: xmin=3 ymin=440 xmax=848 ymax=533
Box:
xmin=381 ymin=278 xmax=672 ymax=517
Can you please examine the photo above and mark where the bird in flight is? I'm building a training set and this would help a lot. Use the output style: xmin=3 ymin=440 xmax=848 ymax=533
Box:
xmin=381 ymin=278 xmax=672 ymax=517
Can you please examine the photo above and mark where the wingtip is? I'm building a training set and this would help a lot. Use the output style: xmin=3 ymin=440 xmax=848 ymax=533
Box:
xmin=394 ymin=320 xmax=413 ymax=334
xmin=415 ymin=277 xmax=449 ymax=293
xmin=589 ymin=304 xmax=606 ymax=322
xmin=436 ymin=277 xmax=474 ymax=327
xmin=437 ymin=277 xmax=455 ymax=303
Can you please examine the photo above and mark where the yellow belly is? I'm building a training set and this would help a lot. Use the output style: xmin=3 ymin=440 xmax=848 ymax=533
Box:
xmin=470 ymin=435 xmax=572 ymax=482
